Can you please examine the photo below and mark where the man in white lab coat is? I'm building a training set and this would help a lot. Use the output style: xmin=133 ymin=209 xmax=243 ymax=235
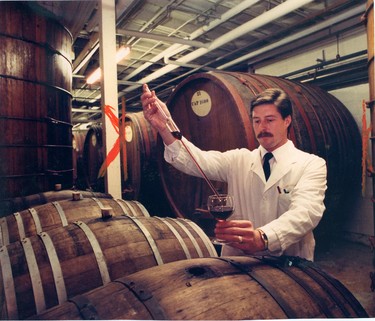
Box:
xmin=141 ymin=85 xmax=327 ymax=261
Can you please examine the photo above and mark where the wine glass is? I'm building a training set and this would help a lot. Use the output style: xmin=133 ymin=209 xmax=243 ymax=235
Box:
xmin=207 ymin=194 xmax=234 ymax=244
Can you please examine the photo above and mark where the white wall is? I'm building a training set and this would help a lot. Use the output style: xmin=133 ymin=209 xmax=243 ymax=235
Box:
xmin=255 ymin=26 xmax=373 ymax=244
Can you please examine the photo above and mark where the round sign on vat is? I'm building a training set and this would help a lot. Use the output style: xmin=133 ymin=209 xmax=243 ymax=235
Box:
xmin=191 ymin=90 xmax=212 ymax=117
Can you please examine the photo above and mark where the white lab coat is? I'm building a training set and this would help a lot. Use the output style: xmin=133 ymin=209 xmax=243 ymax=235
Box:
xmin=165 ymin=138 xmax=327 ymax=261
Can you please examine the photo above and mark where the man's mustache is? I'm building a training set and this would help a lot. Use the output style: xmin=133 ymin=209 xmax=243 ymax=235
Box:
xmin=257 ymin=132 xmax=273 ymax=138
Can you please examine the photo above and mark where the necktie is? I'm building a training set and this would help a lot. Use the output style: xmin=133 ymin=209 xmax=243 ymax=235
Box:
xmin=263 ymin=152 xmax=273 ymax=181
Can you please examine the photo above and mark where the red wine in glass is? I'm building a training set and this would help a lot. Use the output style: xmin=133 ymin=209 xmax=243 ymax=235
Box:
xmin=207 ymin=194 xmax=234 ymax=244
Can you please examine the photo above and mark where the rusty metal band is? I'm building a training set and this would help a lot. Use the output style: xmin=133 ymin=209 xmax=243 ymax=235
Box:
xmin=38 ymin=231 xmax=67 ymax=304
xmin=183 ymin=219 xmax=217 ymax=257
xmin=0 ymin=217 xmax=9 ymax=246
xmin=167 ymin=218 xmax=203 ymax=258
xmin=29 ymin=208 xmax=42 ymax=234
xmin=115 ymin=277 xmax=167 ymax=320
xmin=92 ymin=197 xmax=105 ymax=209
xmin=216 ymin=257 xmax=297 ymax=319
xmin=154 ymin=217 xmax=191 ymax=259
xmin=73 ymin=220 xmax=110 ymax=285
xmin=52 ymin=201 xmax=68 ymax=226
xmin=13 ymin=212 xmax=26 ymax=240
xmin=69 ymin=294 xmax=99 ymax=320
xmin=125 ymin=216 xmax=163 ymax=265
xmin=21 ymin=237 xmax=46 ymax=314
xmin=0 ymin=245 xmax=18 ymax=319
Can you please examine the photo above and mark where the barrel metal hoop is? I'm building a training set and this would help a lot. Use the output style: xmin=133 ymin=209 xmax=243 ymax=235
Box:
xmin=29 ymin=208 xmax=42 ymax=234
xmin=296 ymin=260 xmax=368 ymax=317
xmin=73 ymin=220 xmax=111 ymax=285
xmin=52 ymin=201 xmax=68 ymax=226
xmin=68 ymin=294 xmax=99 ymax=320
xmin=114 ymin=199 xmax=131 ymax=215
xmin=13 ymin=212 xmax=26 ymax=240
xmin=0 ymin=246 xmax=18 ymax=319
xmin=154 ymin=217 xmax=191 ymax=259
xmin=115 ymin=278 xmax=167 ymax=320
xmin=167 ymin=218 xmax=204 ymax=258
xmin=21 ymin=237 xmax=46 ymax=314
xmin=0 ymin=217 xmax=10 ymax=246
xmin=215 ymin=257 xmax=297 ymax=319
xmin=38 ymin=231 xmax=67 ymax=304
xmin=254 ymin=256 xmax=333 ymax=317
xmin=126 ymin=217 xmax=163 ymax=265
xmin=92 ymin=197 xmax=104 ymax=209
xmin=133 ymin=201 xmax=151 ymax=217
xmin=183 ymin=219 xmax=217 ymax=257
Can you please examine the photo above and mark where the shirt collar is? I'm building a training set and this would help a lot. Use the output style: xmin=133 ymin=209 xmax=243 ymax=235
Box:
xmin=259 ymin=140 xmax=293 ymax=162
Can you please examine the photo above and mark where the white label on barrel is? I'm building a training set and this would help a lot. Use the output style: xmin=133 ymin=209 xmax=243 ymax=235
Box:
xmin=125 ymin=125 xmax=133 ymax=142
xmin=191 ymin=90 xmax=211 ymax=117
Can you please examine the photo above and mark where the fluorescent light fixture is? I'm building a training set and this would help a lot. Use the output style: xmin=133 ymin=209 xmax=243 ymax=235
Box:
xmin=86 ymin=46 xmax=130 ymax=84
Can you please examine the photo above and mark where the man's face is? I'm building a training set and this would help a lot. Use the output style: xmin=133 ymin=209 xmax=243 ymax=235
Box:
xmin=251 ymin=103 xmax=291 ymax=152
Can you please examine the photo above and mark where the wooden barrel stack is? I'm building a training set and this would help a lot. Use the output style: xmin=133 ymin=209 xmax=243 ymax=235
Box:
xmin=32 ymin=256 xmax=368 ymax=320
xmin=0 ymin=2 xmax=74 ymax=209
xmin=0 ymin=215 xmax=216 ymax=319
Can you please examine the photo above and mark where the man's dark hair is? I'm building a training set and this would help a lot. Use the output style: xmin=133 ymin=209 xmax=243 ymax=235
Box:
xmin=250 ymin=88 xmax=293 ymax=133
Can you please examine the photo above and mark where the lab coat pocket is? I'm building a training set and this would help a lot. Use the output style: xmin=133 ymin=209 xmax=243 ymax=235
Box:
xmin=277 ymin=185 xmax=294 ymax=212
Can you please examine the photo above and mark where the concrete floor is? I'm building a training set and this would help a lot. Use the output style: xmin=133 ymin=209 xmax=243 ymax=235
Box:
xmin=315 ymin=238 xmax=375 ymax=317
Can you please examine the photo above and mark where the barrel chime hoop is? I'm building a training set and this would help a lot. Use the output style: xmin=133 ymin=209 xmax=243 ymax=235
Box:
xmin=166 ymin=218 xmax=204 ymax=258
xmin=0 ymin=217 xmax=9 ymax=246
xmin=154 ymin=217 xmax=191 ymax=259
xmin=125 ymin=216 xmax=163 ymax=265
xmin=133 ymin=201 xmax=151 ymax=217
xmin=29 ymin=208 xmax=43 ymax=234
xmin=13 ymin=212 xmax=26 ymax=240
xmin=115 ymin=277 xmax=168 ymax=320
xmin=91 ymin=197 xmax=104 ymax=209
xmin=114 ymin=199 xmax=131 ymax=216
xmin=52 ymin=201 xmax=68 ymax=226
xmin=38 ymin=231 xmax=68 ymax=304
xmin=183 ymin=219 xmax=217 ymax=257
xmin=116 ymin=199 xmax=136 ymax=216
xmin=68 ymin=294 xmax=99 ymax=320
xmin=215 ymin=257 xmax=297 ymax=318
xmin=73 ymin=220 xmax=111 ymax=285
xmin=21 ymin=237 xmax=46 ymax=314
xmin=0 ymin=246 xmax=18 ymax=319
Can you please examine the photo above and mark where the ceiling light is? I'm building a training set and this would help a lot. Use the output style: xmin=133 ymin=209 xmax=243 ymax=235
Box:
xmin=86 ymin=46 xmax=131 ymax=84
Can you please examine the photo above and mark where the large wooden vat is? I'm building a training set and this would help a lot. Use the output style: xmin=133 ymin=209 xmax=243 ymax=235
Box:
xmin=32 ymin=255 xmax=368 ymax=320
xmin=0 ymin=197 xmax=150 ymax=246
xmin=159 ymin=72 xmax=362 ymax=238
xmin=0 ymin=189 xmax=112 ymax=217
xmin=0 ymin=216 xmax=216 ymax=319
xmin=0 ymin=2 xmax=73 ymax=203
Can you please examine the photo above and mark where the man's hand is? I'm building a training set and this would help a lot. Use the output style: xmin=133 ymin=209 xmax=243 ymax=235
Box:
xmin=214 ymin=220 xmax=267 ymax=254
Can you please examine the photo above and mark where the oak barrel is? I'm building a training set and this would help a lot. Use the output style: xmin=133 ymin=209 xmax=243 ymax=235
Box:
xmin=82 ymin=124 xmax=104 ymax=192
xmin=0 ymin=189 xmax=112 ymax=217
xmin=160 ymin=72 xmax=362 ymax=237
xmin=122 ymin=112 xmax=171 ymax=215
xmin=0 ymin=216 xmax=216 ymax=319
xmin=32 ymin=256 xmax=368 ymax=320
xmin=0 ymin=197 xmax=150 ymax=246
xmin=0 ymin=2 xmax=74 ymax=204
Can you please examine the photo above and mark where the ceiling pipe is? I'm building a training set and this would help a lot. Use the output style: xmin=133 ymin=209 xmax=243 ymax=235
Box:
xmin=218 ymin=4 xmax=366 ymax=70
xmin=120 ymin=0 xmax=261 ymax=82
xmin=120 ymin=0 xmax=314 ymax=95
xmin=117 ymin=28 xmax=209 ymax=48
